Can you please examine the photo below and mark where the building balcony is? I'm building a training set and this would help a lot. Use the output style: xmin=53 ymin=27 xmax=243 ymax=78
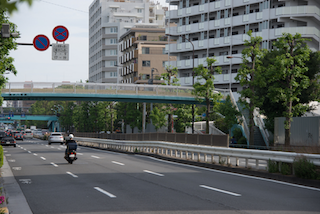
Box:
xmin=177 ymin=73 xmax=238 ymax=87
xmin=165 ymin=32 xmax=263 ymax=54
xmin=164 ymin=55 xmax=235 ymax=70
xmin=272 ymin=5 xmax=320 ymax=20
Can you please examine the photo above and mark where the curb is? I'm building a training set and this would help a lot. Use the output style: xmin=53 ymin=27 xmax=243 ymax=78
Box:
xmin=1 ymin=156 xmax=33 ymax=214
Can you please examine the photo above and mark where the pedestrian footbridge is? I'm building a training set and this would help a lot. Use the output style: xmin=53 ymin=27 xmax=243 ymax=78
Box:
xmin=1 ymin=82 xmax=229 ymax=104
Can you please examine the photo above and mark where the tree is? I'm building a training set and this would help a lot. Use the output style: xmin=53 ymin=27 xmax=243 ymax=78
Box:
xmin=192 ymin=57 xmax=222 ymax=134
xmin=0 ymin=9 xmax=18 ymax=106
xmin=217 ymin=95 xmax=243 ymax=134
xmin=173 ymin=104 xmax=193 ymax=133
xmin=0 ymin=0 xmax=33 ymax=14
xmin=264 ymin=33 xmax=311 ymax=146
xmin=123 ymin=103 xmax=142 ymax=133
xmin=150 ymin=106 xmax=166 ymax=131
xmin=59 ymin=102 xmax=76 ymax=132
xmin=258 ymin=49 xmax=320 ymax=133
xmin=234 ymin=31 xmax=264 ymax=145
xmin=161 ymin=65 xmax=179 ymax=133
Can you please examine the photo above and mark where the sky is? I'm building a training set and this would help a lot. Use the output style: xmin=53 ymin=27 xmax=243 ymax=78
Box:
xmin=8 ymin=0 xmax=168 ymax=83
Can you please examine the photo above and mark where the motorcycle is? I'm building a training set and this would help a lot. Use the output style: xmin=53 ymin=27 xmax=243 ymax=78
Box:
xmin=65 ymin=150 xmax=77 ymax=164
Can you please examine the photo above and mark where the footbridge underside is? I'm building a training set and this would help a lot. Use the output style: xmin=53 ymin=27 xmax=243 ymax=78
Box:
xmin=1 ymin=82 xmax=228 ymax=104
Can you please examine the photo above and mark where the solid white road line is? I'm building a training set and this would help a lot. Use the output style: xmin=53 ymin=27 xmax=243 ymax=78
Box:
xmin=143 ymin=170 xmax=164 ymax=177
xmin=200 ymin=185 xmax=241 ymax=197
xmin=51 ymin=162 xmax=58 ymax=167
xmin=40 ymin=157 xmax=46 ymax=160
xmin=147 ymin=156 xmax=320 ymax=192
xmin=77 ymin=153 xmax=83 ymax=155
xmin=91 ymin=155 xmax=100 ymax=159
xmin=112 ymin=161 xmax=124 ymax=166
xmin=94 ymin=187 xmax=116 ymax=198
xmin=66 ymin=172 xmax=78 ymax=178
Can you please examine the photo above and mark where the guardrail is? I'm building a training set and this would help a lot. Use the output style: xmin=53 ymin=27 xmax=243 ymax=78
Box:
xmin=74 ymin=132 xmax=229 ymax=147
xmin=74 ymin=137 xmax=320 ymax=170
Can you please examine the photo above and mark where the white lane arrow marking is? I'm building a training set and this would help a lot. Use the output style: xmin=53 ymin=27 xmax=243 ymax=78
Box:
xmin=200 ymin=185 xmax=241 ymax=197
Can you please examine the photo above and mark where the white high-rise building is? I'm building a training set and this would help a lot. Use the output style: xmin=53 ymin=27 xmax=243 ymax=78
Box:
xmin=88 ymin=0 xmax=166 ymax=83
xmin=165 ymin=0 xmax=320 ymax=92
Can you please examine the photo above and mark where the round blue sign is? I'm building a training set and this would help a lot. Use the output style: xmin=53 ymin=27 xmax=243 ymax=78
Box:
xmin=52 ymin=25 xmax=69 ymax=42
xmin=33 ymin=35 xmax=50 ymax=51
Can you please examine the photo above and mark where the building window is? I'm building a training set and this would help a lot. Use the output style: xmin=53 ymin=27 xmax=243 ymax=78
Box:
xmin=162 ymin=61 xmax=166 ymax=67
xmin=219 ymin=51 xmax=228 ymax=56
xmin=109 ymin=61 xmax=117 ymax=66
xmin=142 ymin=61 xmax=150 ymax=67
xmin=142 ymin=47 xmax=150 ymax=54
xmin=162 ymin=48 xmax=165 ymax=54
xmin=110 ymin=50 xmax=117 ymax=55
xmin=110 ymin=27 xmax=118 ymax=33
xmin=137 ymin=9 xmax=142 ymax=13
xmin=110 ymin=38 xmax=117 ymax=44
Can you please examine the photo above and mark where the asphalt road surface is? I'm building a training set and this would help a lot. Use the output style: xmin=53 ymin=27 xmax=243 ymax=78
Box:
xmin=3 ymin=138 xmax=320 ymax=214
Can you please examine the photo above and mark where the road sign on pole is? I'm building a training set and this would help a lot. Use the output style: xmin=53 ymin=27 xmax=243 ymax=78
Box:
xmin=33 ymin=35 xmax=50 ymax=51
xmin=52 ymin=25 xmax=69 ymax=42
xmin=52 ymin=44 xmax=69 ymax=61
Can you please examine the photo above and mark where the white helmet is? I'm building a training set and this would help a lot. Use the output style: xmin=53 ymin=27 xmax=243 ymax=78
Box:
xmin=69 ymin=134 xmax=74 ymax=139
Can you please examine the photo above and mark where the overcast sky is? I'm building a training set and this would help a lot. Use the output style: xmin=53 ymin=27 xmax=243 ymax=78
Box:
xmin=8 ymin=0 xmax=168 ymax=83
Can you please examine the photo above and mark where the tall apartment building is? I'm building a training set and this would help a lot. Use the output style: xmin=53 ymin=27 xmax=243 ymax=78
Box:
xmin=119 ymin=25 xmax=176 ymax=83
xmin=88 ymin=0 xmax=166 ymax=83
xmin=165 ymin=0 xmax=320 ymax=92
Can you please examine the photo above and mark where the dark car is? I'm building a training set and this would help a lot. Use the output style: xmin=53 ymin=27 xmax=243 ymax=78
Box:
xmin=0 ymin=131 xmax=6 ymax=139
xmin=14 ymin=132 xmax=24 ymax=141
xmin=1 ymin=137 xmax=16 ymax=147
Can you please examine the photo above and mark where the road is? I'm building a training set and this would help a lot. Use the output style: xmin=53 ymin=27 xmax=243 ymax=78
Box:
xmin=3 ymin=138 xmax=320 ymax=214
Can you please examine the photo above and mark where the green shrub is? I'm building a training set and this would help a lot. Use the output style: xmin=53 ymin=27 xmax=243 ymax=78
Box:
xmin=233 ymin=128 xmax=243 ymax=140
xmin=293 ymin=156 xmax=318 ymax=179
xmin=238 ymin=136 xmax=247 ymax=145
xmin=0 ymin=146 xmax=3 ymax=168
xmin=267 ymin=159 xmax=279 ymax=173
xmin=232 ymin=128 xmax=247 ymax=145
xmin=280 ymin=163 xmax=292 ymax=175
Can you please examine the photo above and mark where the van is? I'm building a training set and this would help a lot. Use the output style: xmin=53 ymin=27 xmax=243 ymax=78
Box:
xmin=25 ymin=129 xmax=33 ymax=139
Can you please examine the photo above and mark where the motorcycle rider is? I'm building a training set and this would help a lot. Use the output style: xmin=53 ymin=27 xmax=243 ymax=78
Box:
xmin=65 ymin=134 xmax=77 ymax=159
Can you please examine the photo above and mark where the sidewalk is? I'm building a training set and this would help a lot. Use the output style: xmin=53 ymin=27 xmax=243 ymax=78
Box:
xmin=1 ymin=155 xmax=33 ymax=214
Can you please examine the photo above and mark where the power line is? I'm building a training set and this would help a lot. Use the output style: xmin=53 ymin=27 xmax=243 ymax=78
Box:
xmin=37 ymin=0 xmax=88 ymax=13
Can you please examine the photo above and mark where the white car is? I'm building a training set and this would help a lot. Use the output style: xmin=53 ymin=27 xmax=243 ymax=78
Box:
xmin=48 ymin=132 xmax=64 ymax=145
xmin=24 ymin=129 xmax=33 ymax=139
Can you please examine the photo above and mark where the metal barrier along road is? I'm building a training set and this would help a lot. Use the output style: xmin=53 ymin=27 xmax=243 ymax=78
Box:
xmin=74 ymin=137 xmax=320 ymax=170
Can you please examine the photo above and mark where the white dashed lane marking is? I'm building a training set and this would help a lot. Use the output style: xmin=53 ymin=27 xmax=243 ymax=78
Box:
xmin=200 ymin=185 xmax=241 ymax=197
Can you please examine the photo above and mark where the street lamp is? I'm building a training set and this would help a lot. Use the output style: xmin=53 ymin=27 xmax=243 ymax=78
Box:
xmin=149 ymin=67 xmax=159 ymax=85
xmin=166 ymin=34 xmax=195 ymax=134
